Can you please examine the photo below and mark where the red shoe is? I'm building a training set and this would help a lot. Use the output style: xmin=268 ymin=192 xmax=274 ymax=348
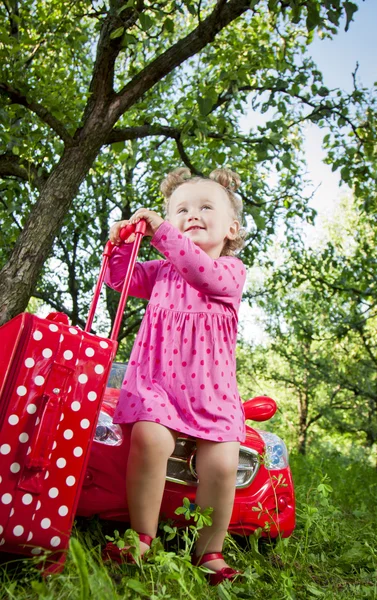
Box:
xmin=192 ymin=552 xmax=241 ymax=585
xmin=102 ymin=533 xmax=153 ymax=565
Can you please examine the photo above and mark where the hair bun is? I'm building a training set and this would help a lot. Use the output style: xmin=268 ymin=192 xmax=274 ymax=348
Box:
xmin=160 ymin=167 xmax=191 ymax=198
xmin=209 ymin=168 xmax=241 ymax=192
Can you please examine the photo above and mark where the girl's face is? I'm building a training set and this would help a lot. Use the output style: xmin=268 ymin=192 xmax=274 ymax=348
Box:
xmin=167 ymin=180 xmax=240 ymax=258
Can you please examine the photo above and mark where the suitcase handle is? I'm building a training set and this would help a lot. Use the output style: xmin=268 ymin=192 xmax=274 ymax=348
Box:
xmin=85 ymin=220 xmax=147 ymax=340
xmin=26 ymin=363 xmax=73 ymax=470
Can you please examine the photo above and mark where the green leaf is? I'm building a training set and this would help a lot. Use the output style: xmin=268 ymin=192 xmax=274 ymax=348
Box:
xmin=306 ymin=584 xmax=325 ymax=597
xmin=112 ymin=141 xmax=126 ymax=153
xmin=118 ymin=0 xmax=135 ymax=14
xmin=139 ymin=12 xmax=154 ymax=31
xmin=343 ymin=1 xmax=358 ymax=32
xmin=198 ymin=96 xmax=213 ymax=116
xmin=110 ymin=27 xmax=125 ymax=40
xmin=164 ymin=18 xmax=175 ymax=33
xmin=317 ymin=86 xmax=329 ymax=97
xmin=126 ymin=580 xmax=149 ymax=596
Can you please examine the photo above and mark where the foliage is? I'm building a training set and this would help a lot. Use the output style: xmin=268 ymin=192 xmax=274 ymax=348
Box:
xmin=0 ymin=0 xmax=367 ymax=328
xmin=239 ymin=192 xmax=377 ymax=459
xmin=0 ymin=454 xmax=376 ymax=599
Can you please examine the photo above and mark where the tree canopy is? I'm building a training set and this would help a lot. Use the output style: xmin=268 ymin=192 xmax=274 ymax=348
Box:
xmin=0 ymin=0 xmax=365 ymax=333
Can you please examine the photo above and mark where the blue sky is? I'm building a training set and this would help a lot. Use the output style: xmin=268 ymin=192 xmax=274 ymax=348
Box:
xmin=310 ymin=0 xmax=377 ymax=91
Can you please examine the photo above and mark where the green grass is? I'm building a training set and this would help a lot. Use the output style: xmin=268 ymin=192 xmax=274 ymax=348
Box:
xmin=0 ymin=453 xmax=376 ymax=600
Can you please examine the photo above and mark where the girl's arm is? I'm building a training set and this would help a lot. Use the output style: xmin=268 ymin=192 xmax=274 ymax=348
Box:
xmin=151 ymin=221 xmax=246 ymax=298
xmin=104 ymin=243 xmax=162 ymax=300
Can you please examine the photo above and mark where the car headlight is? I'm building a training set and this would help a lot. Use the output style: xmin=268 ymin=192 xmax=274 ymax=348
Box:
xmin=94 ymin=411 xmax=123 ymax=446
xmin=166 ymin=438 xmax=259 ymax=488
xmin=258 ymin=431 xmax=289 ymax=470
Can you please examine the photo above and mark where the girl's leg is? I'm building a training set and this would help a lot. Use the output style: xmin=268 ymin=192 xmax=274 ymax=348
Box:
xmin=126 ymin=421 xmax=178 ymax=553
xmin=194 ymin=440 xmax=240 ymax=570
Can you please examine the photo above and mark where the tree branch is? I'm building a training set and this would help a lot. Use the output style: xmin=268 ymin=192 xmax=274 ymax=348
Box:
xmin=83 ymin=0 xmax=145 ymax=120
xmin=0 ymin=195 xmax=22 ymax=230
xmin=0 ymin=152 xmax=47 ymax=190
xmin=32 ymin=290 xmax=86 ymax=330
xmin=0 ymin=82 xmax=73 ymax=144
xmin=110 ymin=0 xmax=252 ymax=119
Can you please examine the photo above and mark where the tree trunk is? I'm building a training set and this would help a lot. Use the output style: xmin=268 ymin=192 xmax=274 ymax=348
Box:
xmin=297 ymin=386 xmax=309 ymax=455
xmin=0 ymin=133 xmax=107 ymax=325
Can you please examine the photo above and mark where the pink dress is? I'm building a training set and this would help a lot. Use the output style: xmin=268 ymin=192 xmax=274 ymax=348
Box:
xmin=105 ymin=221 xmax=247 ymax=443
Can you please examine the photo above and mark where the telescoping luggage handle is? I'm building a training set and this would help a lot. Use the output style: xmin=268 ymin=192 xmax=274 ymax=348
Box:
xmin=85 ymin=219 xmax=147 ymax=341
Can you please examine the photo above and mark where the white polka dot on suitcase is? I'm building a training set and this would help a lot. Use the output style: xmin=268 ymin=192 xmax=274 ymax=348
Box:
xmin=52 ymin=441 xmax=57 ymax=450
xmin=59 ymin=413 xmax=64 ymax=421
xmin=9 ymin=508 xmax=14 ymax=517
xmin=71 ymin=401 xmax=80 ymax=412
xmin=25 ymin=358 xmax=35 ymax=368
xmin=27 ymin=446 xmax=31 ymax=455
xmin=0 ymin=444 xmax=11 ymax=455
xmin=35 ymin=376 xmax=45 ymax=386
xmin=73 ymin=447 xmax=83 ymax=457
xmin=44 ymin=471 xmax=49 ymax=480
xmin=27 ymin=404 xmax=37 ymax=414
xmin=51 ymin=536 xmax=61 ymax=547
xmin=1 ymin=493 xmax=12 ymax=504
xmin=22 ymin=494 xmax=33 ymax=505
xmin=66 ymin=476 xmax=76 ymax=486
xmin=48 ymin=488 xmax=59 ymax=498
xmin=49 ymin=324 xmax=59 ymax=332
xmin=80 ymin=419 xmax=90 ymax=429
xmin=36 ymin=500 xmax=41 ymax=510
xmin=19 ymin=433 xmax=29 ymax=443
xmin=27 ymin=532 xmax=33 ymax=541
xmin=10 ymin=463 xmax=20 ymax=473
xmin=0 ymin=526 xmax=2 ymax=535
xmin=85 ymin=348 xmax=95 ymax=357
xmin=31 ymin=547 xmax=42 ymax=555
xmin=58 ymin=505 xmax=68 ymax=516
xmin=17 ymin=386 xmax=27 ymax=396
xmin=41 ymin=518 xmax=51 ymax=529
xmin=87 ymin=391 xmax=97 ymax=401
xmin=33 ymin=331 xmax=43 ymax=341
xmin=35 ymin=417 xmax=40 ymax=426
xmin=78 ymin=374 xmax=88 ymax=384
xmin=0 ymin=540 xmax=5 ymax=546
xmin=94 ymin=364 xmax=104 ymax=374
xmin=56 ymin=458 xmax=66 ymax=469
xmin=69 ymin=328 xmax=78 ymax=335
xmin=63 ymin=429 xmax=73 ymax=440
xmin=8 ymin=414 xmax=19 ymax=425
xmin=64 ymin=350 xmax=73 ymax=360
xmin=99 ymin=341 xmax=108 ymax=349
xmin=13 ymin=525 xmax=24 ymax=537
xmin=42 ymin=348 xmax=53 ymax=358
xmin=59 ymin=334 xmax=64 ymax=342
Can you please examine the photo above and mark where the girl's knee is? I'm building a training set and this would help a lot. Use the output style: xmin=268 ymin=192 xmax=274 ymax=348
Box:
xmin=131 ymin=422 xmax=176 ymax=458
xmin=196 ymin=449 xmax=239 ymax=484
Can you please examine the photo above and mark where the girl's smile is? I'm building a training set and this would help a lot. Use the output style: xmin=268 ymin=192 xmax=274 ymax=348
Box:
xmin=168 ymin=180 xmax=239 ymax=259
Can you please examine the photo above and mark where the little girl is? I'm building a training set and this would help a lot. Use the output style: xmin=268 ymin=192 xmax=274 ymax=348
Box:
xmin=104 ymin=167 xmax=247 ymax=584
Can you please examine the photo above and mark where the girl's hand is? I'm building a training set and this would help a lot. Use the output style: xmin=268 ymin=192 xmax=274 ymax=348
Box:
xmin=129 ymin=208 xmax=164 ymax=237
xmin=109 ymin=220 xmax=135 ymax=245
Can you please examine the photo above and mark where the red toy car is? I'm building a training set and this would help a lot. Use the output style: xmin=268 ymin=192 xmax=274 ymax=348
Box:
xmin=76 ymin=362 xmax=295 ymax=540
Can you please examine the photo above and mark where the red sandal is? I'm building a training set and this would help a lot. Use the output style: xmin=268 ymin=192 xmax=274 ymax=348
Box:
xmin=102 ymin=533 xmax=153 ymax=565
xmin=192 ymin=552 xmax=241 ymax=585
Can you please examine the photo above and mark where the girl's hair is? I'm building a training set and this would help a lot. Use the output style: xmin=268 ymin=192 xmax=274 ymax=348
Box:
xmin=160 ymin=167 xmax=246 ymax=256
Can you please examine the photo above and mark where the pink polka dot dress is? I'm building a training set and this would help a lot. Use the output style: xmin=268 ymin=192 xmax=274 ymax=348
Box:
xmin=105 ymin=221 xmax=247 ymax=443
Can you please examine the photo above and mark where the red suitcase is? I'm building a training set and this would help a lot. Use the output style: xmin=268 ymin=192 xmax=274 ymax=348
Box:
xmin=0 ymin=221 xmax=145 ymax=572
